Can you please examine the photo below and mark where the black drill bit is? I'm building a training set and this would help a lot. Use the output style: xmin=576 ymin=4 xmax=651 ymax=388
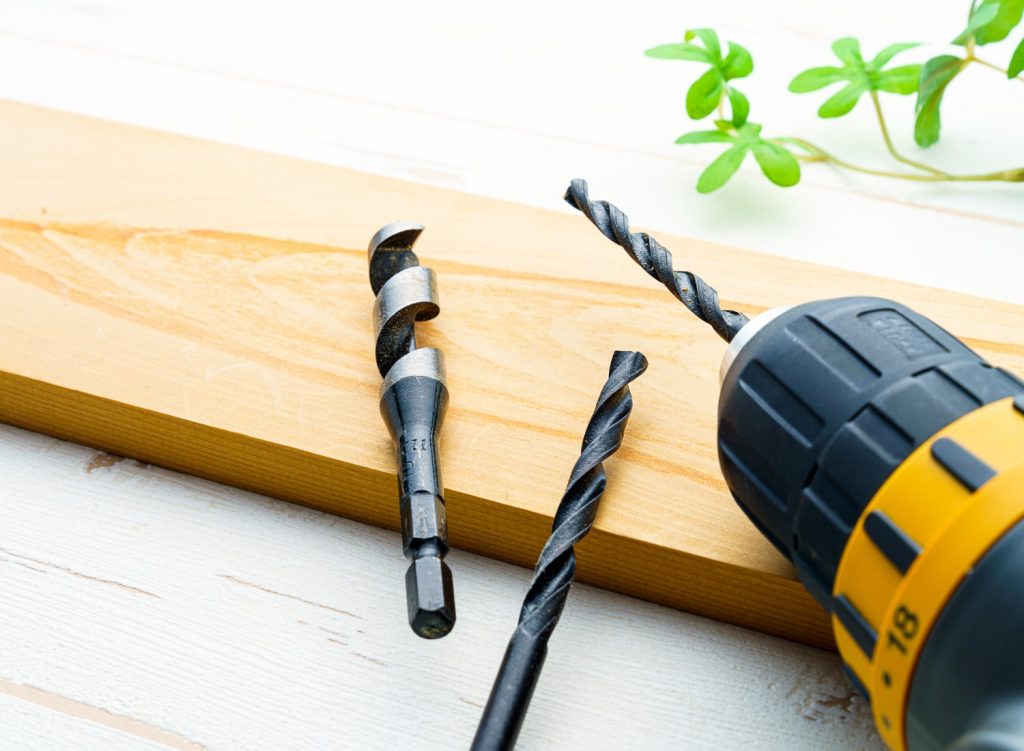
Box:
xmin=471 ymin=350 xmax=648 ymax=751
xmin=369 ymin=221 xmax=455 ymax=639
xmin=563 ymin=178 xmax=749 ymax=342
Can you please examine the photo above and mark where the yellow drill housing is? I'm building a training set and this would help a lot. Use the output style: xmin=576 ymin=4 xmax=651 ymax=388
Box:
xmin=718 ymin=297 xmax=1024 ymax=751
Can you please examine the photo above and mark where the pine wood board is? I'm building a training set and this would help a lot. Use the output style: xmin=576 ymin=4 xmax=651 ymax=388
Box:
xmin=1 ymin=100 xmax=1021 ymax=649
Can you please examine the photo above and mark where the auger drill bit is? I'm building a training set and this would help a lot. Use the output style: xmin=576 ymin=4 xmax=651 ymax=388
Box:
xmin=368 ymin=222 xmax=455 ymax=639
xmin=471 ymin=350 xmax=648 ymax=751
xmin=563 ymin=178 xmax=749 ymax=342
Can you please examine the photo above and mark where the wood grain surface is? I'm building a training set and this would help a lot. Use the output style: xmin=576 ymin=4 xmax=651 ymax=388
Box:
xmin=1 ymin=100 xmax=1021 ymax=649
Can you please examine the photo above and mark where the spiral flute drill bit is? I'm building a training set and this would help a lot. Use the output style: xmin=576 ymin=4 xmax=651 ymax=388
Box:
xmin=472 ymin=350 xmax=648 ymax=751
xmin=369 ymin=221 xmax=455 ymax=639
xmin=563 ymin=178 xmax=749 ymax=342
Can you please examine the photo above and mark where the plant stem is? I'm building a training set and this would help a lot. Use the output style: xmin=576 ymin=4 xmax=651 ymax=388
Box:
xmin=869 ymin=91 xmax=948 ymax=176
xmin=775 ymin=137 xmax=1023 ymax=182
xmin=967 ymin=54 xmax=1024 ymax=82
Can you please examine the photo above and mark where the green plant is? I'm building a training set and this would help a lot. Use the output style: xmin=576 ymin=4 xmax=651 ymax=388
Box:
xmin=646 ymin=4 xmax=1024 ymax=193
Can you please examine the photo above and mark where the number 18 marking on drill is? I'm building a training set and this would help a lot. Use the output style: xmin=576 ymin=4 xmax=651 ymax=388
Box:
xmin=886 ymin=605 xmax=919 ymax=655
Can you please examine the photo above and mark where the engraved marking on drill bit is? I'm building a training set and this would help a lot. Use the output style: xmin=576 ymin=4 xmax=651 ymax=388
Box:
xmin=864 ymin=511 xmax=921 ymax=575
xmin=930 ymin=437 xmax=996 ymax=492
xmin=834 ymin=594 xmax=878 ymax=659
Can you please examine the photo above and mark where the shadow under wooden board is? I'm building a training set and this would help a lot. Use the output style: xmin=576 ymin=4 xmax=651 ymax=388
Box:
xmin=1 ymin=100 xmax=1021 ymax=650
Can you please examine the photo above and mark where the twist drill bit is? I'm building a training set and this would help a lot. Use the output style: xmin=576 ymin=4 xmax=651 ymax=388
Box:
xmin=369 ymin=221 xmax=455 ymax=639
xmin=472 ymin=350 xmax=648 ymax=751
xmin=563 ymin=178 xmax=749 ymax=342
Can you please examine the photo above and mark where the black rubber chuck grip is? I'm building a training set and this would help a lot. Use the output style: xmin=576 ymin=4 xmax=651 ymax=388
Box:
xmin=717 ymin=296 xmax=1024 ymax=609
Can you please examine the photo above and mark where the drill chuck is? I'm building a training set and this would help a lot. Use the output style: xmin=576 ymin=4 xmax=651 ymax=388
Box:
xmin=718 ymin=297 xmax=1024 ymax=751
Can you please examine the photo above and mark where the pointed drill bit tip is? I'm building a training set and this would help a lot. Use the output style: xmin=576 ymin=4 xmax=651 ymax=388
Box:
xmin=609 ymin=350 xmax=648 ymax=380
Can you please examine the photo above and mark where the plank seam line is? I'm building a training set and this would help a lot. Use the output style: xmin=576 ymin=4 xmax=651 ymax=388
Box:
xmin=219 ymin=574 xmax=360 ymax=618
xmin=0 ymin=546 xmax=159 ymax=598
xmin=0 ymin=677 xmax=207 ymax=750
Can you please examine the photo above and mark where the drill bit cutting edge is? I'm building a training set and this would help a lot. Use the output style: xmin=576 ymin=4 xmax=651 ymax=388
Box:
xmin=563 ymin=178 xmax=749 ymax=342
xmin=369 ymin=222 xmax=456 ymax=639
xmin=472 ymin=350 xmax=648 ymax=751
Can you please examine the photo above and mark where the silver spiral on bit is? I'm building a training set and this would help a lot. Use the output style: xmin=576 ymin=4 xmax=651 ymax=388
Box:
xmin=472 ymin=350 xmax=648 ymax=751
xmin=369 ymin=222 xmax=439 ymax=377
xmin=369 ymin=222 xmax=455 ymax=639
xmin=563 ymin=178 xmax=749 ymax=342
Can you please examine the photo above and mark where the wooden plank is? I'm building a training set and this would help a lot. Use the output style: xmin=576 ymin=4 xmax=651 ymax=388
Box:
xmin=0 ymin=100 xmax=1021 ymax=649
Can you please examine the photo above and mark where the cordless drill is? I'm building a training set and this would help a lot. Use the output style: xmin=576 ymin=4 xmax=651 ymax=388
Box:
xmin=720 ymin=298 xmax=1024 ymax=751
xmin=565 ymin=179 xmax=1024 ymax=751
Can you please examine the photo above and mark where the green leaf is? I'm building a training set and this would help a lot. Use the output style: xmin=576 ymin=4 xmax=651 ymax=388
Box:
xmin=831 ymin=37 xmax=863 ymax=64
xmin=789 ymin=66 xmax=849 ymax=92
xmin=952 ymin=3 xmax=999 ymax=44
xmin=876 ymin=64 xmax=923 ymax=94
xmin=980 ymin=0 xmax=1024 ymax=42
xmin=791 ymin=37 xmax=921 ymax=116
xmin=685 ymin=28 xmax=722 ymax=61
xmin=644 ymin=43 xmax=712 ymax=62
xmin=696 ymin=144 xmax=749 ymax=193
xmin=734 ymin=121 xmax=763 ymax=140
xmin=960 ymin=0 xmax=1024 ymax=44
xmin=675 ymin=130 xmax=737 ymax=144
xmin=686 ymin=68 xmax=724 ymax=119
xmin=727 ymin=87 xmax=749 ymax=126
xmin=1010 ymin=37 xmax=1024 ymax=77
xmin=871 ymin=42 xmax=920 ymax=68
xmin=817 ymin=82 xmax=867 ymax=117
xmin=722 ymin=42 xmax=753 ymax=79
xmin=914 ymin=55 xmax=965 ymax=147
xmin=649 ymin=28 xmax=754 ymax=123
xmin=751 ymin=142 xmax=801 ymax=187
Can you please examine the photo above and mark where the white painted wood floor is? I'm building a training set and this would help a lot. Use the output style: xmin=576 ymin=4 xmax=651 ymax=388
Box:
xmin=0 ymin=0 xmax=1019 ymax=748
xmin=0 ymin=428 xmax=879 ymax=750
